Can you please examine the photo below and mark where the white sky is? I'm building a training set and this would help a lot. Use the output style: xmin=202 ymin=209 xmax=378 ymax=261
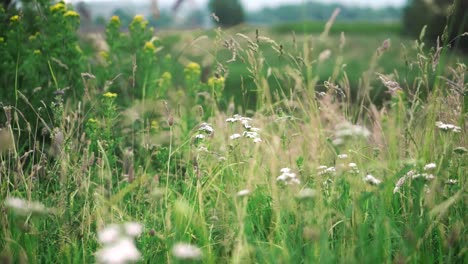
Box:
xmin=68 ymin=0 xmax=407 ymax=10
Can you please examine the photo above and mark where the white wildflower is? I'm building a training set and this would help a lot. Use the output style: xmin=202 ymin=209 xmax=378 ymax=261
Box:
xmin=229 ymin=133 xmax=241 ymax=140
xmin=253 ymin=137 xmax=262 ymax=143
xmin=4 ymin=197 xmax=49 ymax=215
xmin=172 ymin=243 xmax=203 ymax=260
xmin=124 ymin=222 xmax=143 ymax=237
xmin=98 ymin=224 xmax=121 ymax=244
xmin=337 ymin=154 xmax=348 ymax=159
xmin=424 ymin=163 xmax=436 ymax=171
xmin=318 ymin=166 xmax=336 ymax=175
xmin=198 ymin=123 xmax=214 ymax=134
xmin=435 ymin=121 xmax=461 ymax=133
xmin=194 ymin=134 xmax=205 ymax=139
xmin=243 ymin=131 xmax=259 ymax=138
xmin=96 ymin=238 xmax=141 ymax=264
xmin=296 ymin=188 xmax=316 ymax=199
xmin=446 ymin=179 xmax=458 ymax=185
xmin=277 ymin=168 xmax=300 ymax=185
xmin=363 ymin=174 xmax=382 ymax=185
xmin=236 ymin=189 xmax=250 ymax=197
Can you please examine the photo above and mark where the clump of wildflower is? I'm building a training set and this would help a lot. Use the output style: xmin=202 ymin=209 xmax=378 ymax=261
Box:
xmin=446 ymin=179 xmax=458 ymax=185
xmin=435 ymin=121 xmax=461 ymax=133
xmin=277 ymin=167 xmax=301 ymax=185
xmin=348 ymin=163 xmax=360 ymax=173
xmin=296 ymin=188 xmax=316 ymax=200
xmin=411 ymin=173 xmax=435 ymax=181
xmin=318 ymin=165 xmax=336 ymax=176
xmin=236 ymin=189 xmax=250 ymax=197
xmin=337 ymin=153 xmax=348 ymax=159
xmin=4 ymin=197 xmax=51 ymax=215
xmin=110 ymin=15 xmax=120 ymax=24
xmin=207 ymin=75 xmax=225 ymax=97
xmin=184 ymin=62 xmax=201 ymax=76
xmin=363 ymin=174 xmax=382 ymax=185
xmin=33 ymin=49 xmax=41 ymax=55
xmin=103 ymin=92 xmax=117 ymax=98
xmin=393 ymin=174 xmax=408 ymax=194
xmin=130 ymin=14 xmax=148 ymax=29
xmin=10 ymin=15 xmax=19 ymax=22
xmin=229 ymin=133 xmax=242 ymax=140
xmin=144 ymin=41 xmax=156 ymax=53
xmin=172 ymin=242 xmax=203 ymax=261
xmin=198 ymin=122 xmax=214 ymax=135
xmin=96 ymin=222 xmax=143 ymax=264
xmin=226 ymin=114 xmax=262 ymax=143
xmin=424 ymin=163 xmax=436 ymax=171
xmin=332 ymin=122 xmax=371 ymax=146
xmin=64 ymin=10 xmax=79 ymax=18
xmin=50 ymin=2 xmax=66 ymax=12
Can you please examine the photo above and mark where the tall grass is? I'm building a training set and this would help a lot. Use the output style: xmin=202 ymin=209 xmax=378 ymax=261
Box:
xmin=0 ymin=4 xmax=466 ymax=264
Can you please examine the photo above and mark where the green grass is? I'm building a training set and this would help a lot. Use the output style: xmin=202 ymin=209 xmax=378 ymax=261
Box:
xmin=0 ymin=5 xmax=467 ymax=264
xmin=272 ymin=21 xmax=402 ymax=35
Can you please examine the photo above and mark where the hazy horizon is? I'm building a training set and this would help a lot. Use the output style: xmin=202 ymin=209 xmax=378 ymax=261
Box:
xmin=66 ymin=0 xmax=407 ymax=11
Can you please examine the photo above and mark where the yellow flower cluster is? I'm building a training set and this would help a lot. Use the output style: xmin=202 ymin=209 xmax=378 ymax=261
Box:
xmin=10 ymin=15 xmax=19 ymax=22
xmin=29 ymin=32 xmax=40 ymax=41
xmin=0 ymin=37 xmax=4 ymax=43
xmin=33 ymin=50 xmax=41 ymax=55
xmin=184 ymin=62 xmax=201 ymax=76
xmin=64 ymin=10 xmax=79 ymax=18
xmin=103 ymin=92 xmax=117 ymax=98
xmin=110 ymin=16 xmax=120 ymax=24
xmin=88 ymin=118 xmax=98 ymax=124
xmin=144 ymin=41 xmax=156 ymax=53
xmin=130 ymin=15 xmax=148 ymax=29
xmin=50 ymin=2 xmax=66 ymax=12
xmin=208 ymin=76 xmax=225 ymax=87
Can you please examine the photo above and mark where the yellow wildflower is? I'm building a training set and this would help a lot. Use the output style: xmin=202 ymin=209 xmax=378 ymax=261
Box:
xmin=10 ymin=15 xmax=19 ymax=22
xmin=144 ymin=41 xmax=156 ymax=53
xmin=0 ymin=37 xmax=4 ymax=43
xmin=130 ymin=14 xmax=148 ymax=29
xmin=208 ymin=76 xmax=225 ymax=87
xmin=33 ymin=50 xmax=41 ymax=55
xmin=110 ymin=15 xmax=120 ymax=24
xmin=162 ymin=72 xmax=172 ymax=81
xmin=151 ymin=120 xmax=159 ymax=130
xmin=88 ymin=118 xmax=98 ymax=123
xmin=133 ymin=15 xmax=144 ymax=23
xmin=64 ymin=10 xmax=79 ymax=18
xmin=184 ymin=62 xmax=201 ymax=76
xmin=99 ymin=51 xmax=109 ymax=59
xmin=50 ymin=2 xmax=66 ymax=12
xmin=103 ymin=92 xmax=117 ymax=98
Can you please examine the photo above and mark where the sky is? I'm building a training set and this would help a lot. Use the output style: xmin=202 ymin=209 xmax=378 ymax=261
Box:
xmin=68 ymin=0 xmax=407 ymax=10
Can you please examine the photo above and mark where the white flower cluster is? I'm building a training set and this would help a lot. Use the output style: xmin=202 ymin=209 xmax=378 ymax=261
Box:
xmin=348 ymin=162 xmax=360 ymax=173
xmin=435 ymin=121 xmax=461 ymax=133
xmin=172 ymin=242 xmax=203 ymax=260
xmin=332 ymin=122 xmax=371 ymax=146
xmin=393 ymin=165 xmax=439 ymax=194
xmin=194 ymin=122 xmax=214 ymax=140
xmin=363 ymin=174 xmax=382 ymax=185
xmin=317 ymin=165 xmax=336 ymax=176
xmin=226 ymin=114 xmax=262 ymax=143
xmin=4 ymin=197 xmax=51 ymax=215
xmin=277 ymin=167 xmax=300 ymax=185
xmin=96 ymin=222 xmax=143 ymax=264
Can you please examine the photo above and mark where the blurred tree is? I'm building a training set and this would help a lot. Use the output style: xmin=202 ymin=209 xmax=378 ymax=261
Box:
xmin=403 ymin=0 xmax=467 ymax=53
xmin=208 ymin=0 xmax=244 ymax=27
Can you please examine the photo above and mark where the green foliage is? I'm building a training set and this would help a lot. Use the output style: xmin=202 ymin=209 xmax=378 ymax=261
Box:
xmin=209 ymin=0 xmax=245 ymax=27
xmin=403 ymin=0 xmax=468 ymax=53
xmin=248 ymin=2 xmax=402 ymax=24
xmin=0 ymin=3 xmax=467 ymax=264
xmin=272 ymin=21 xmax=402 ymax=35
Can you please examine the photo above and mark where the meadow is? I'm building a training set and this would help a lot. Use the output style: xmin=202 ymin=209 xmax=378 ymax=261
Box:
xmin=0 ymin=2 xmax=466 ymax=264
